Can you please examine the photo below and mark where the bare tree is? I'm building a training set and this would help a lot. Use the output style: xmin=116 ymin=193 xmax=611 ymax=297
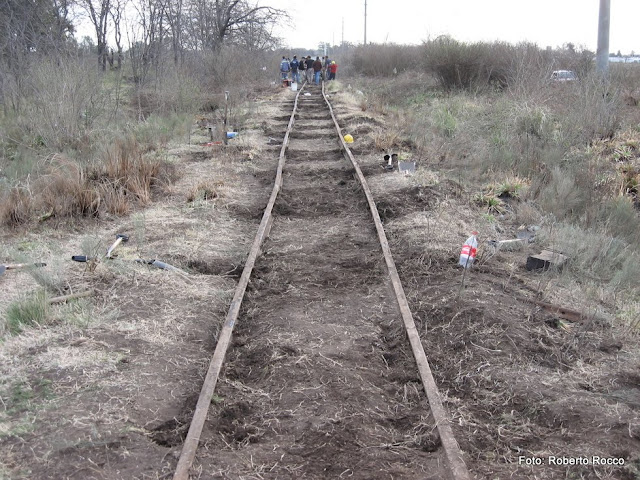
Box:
xmin=0 ymin=0 xmax=74 ymax=111
xmin=183 ymin=0 xmax=284 ymax=51
xmin=164 ymin=0 xmax=184 ymax=65
xmin=79 ymin=0 xmax=111 ymax=70
xmin=109 ymin=0 xmax=126 ymax=69
xmin=127 ymin=0 xmax=163 ymax=86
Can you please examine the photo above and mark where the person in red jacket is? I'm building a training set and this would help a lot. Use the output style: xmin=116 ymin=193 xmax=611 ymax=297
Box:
xmin=328 ymin=60 xmax=338 ymax=80
xmin=313 ymin=57 xmax=323 ymax=84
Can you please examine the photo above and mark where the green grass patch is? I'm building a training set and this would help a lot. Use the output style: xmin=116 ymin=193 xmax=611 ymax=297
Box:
xmin=5 ymin=290 xmax=49 ymax=335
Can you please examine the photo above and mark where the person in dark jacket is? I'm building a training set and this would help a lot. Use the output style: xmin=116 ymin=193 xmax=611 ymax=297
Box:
xmin=313 ymin=57 xmax=323 ymax=84
xmin=305 ymin=56 xmax=314 ymax=83
xmin=290 ymin=55 xmax=300 ymax=84
xmin=299 ymin=56 xmax=307 ymax=82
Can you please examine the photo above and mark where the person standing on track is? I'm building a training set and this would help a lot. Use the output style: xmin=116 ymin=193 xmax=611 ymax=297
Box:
xmin=298 ymin=55 xmax=306 ymax=83
xmin=280 ymin=56 xmax=290 ymax=83
xmin=305 ymin=56 xmax=314 ymax=83
xmin=323 ymin=56 xmax=331 ymax=80
xmin=328 ymin=60 xmax=338 ymax=80
xmin=290 ymin=55 xmax=300 ymax=84
xmin=313 ymin=56 xmax=323 ymax=85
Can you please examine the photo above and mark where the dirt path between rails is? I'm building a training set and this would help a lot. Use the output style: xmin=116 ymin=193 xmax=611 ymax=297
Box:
xmin=191 ymin=85 xmax=449 ymax=479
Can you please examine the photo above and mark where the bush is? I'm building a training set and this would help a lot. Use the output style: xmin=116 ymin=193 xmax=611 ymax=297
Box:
xmin=17 ymin=56 xmax=105 ymax=150
xmin=422 ymin=37 xmax=512 ymax=90
xmin=349 ymin=43 xmax=421 ymax=77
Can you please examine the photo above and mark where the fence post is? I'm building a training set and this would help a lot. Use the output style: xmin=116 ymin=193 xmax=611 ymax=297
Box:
xmin=223 ymin=91 xmax=230 ymax=146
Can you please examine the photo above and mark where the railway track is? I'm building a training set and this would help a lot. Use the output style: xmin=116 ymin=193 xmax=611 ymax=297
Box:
xmin=172 ymin=82 xmax=471 ymax=480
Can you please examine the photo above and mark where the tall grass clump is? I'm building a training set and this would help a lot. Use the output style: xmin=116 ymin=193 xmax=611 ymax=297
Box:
xmin=0 ymin=186 xmax=33 ymax=227
xmin=4 ymin=290 xmax=49 ymax=336
xmin=36 ymin=156 xmax=100 ymax=218
xmin=541 ymin=222 xmax=640 ymax=291
xmin=2 ymin=135 xmax=177 ymax=226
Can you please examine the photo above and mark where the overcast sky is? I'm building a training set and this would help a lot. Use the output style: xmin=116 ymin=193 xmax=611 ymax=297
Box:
xmin=267 ymin=0 xmax=640 ymax=54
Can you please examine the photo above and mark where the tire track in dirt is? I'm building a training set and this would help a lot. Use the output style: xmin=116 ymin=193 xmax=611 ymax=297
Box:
xmin=186 ymin=85 xmax=451 ymax=479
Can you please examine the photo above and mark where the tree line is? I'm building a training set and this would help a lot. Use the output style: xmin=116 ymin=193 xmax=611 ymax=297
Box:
xmin=0 ymin=0 xmax=285 ymax=87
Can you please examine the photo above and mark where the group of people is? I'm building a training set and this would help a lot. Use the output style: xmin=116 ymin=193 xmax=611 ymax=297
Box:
xmin=280 ymin=55 xmax=338 ymax=85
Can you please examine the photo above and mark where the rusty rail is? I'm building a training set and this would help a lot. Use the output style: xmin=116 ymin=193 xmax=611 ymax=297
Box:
xmin=322 ymin=82 xmax=471 ymax=480
xmin=172 ymin=84 xmax=303 ymax=480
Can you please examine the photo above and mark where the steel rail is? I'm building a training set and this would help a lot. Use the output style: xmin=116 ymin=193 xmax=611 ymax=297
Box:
xmin=172 ymin=83 xmax=304 ymax=480
xmin=321 ymin=82 xmax=471 ymax=480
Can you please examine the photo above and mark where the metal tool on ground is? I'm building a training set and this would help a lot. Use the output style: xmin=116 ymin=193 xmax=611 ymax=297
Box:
xmin=106 ymin=234 xmax=129 ymax=259
xmin=384 ymin=154 xmax=394 ymax=171
xmin=135 ymin=259 xmax=192 ymax=282
xmin=71 ymin=255 xmax=95 ymax=263
xmin=0 ymin=262 xmax=46 ymax=276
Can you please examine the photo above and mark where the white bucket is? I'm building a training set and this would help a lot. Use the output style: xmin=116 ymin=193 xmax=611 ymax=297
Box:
xmin=291 ymin=82 xmax=298 ymax=91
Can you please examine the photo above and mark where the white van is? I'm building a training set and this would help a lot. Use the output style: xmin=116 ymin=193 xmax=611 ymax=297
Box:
xmin=550 ymin=70 xmax=577 ymax=82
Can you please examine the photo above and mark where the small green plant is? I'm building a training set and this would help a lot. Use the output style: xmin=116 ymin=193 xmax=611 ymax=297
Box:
xmin=474 ymin=193 xmax=505 ymax=214
xmin=613 ymin=144 xmax=633 ymax=162
xmin=5 ymin=290 xmax=49 ymax=335
xmin=434 ymin=106 xmax=457 ymax=137
xmin=494 ymin=177 xmax=528 ymax=199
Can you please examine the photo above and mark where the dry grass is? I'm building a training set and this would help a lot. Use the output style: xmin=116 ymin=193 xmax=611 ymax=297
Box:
xmin=2 ymin=137 xmax=176 ymax=226
xmin=186 ymin=180 xmax=223 ymax=203
xmin=0 ymin=186 xmax=33 ymax=227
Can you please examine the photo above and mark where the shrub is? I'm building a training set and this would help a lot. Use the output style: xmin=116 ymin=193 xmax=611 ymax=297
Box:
xmin=422 ymin=37 xmax=512 ymax=90
xmin=18 ymin=56 xmax=105 ymax=150
xmin=349 ymin=43 xmax=421 ymax=77
xmin=556 ymin=74 xmax=621 ymax=145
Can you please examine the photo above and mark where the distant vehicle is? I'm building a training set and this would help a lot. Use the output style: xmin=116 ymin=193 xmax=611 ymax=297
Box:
xmin=550 ymin=70 xmax=577 ymax=82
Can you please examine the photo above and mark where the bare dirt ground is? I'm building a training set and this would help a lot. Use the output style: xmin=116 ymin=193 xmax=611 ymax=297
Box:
xmin=0 ymin=80 xmax=639 ymax=480
xmin=192 ymin=84 xmax=447 ymax=479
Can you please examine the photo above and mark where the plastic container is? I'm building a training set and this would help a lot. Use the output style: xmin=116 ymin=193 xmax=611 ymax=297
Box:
xmin=291 ymin=82 xmax=298 ymax=91
xmin=458 ymin=232 xmax=478 ymax=268
xmin=226 ymin=132 xmax=238 ymax=139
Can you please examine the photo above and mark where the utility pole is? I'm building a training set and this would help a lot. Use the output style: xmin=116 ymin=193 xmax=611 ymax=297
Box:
xmin=364 ymin=0 xmax=367 ymax=45
xmin=342 ymin=17 xmax=344 ymax=45
xmin=596 ymin=0 xmax=610 ymax=74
